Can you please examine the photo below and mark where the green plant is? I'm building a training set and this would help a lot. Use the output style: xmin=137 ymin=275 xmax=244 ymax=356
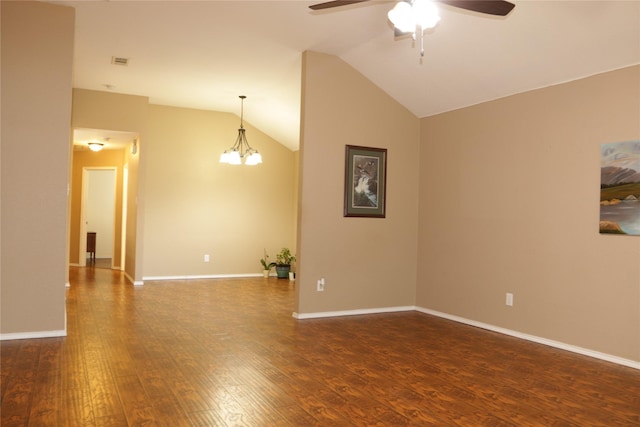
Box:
xmin=260 ymin=250 xmax=276 ymax=271
xmin=275 ymin=247 xmax=296 ymax=266
xmin=260 ymin=258 xmax=276 ymax=271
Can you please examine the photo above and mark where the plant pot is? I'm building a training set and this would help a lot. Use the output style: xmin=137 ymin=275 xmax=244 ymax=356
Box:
xmin=275 ymin=264 xmax=290 ymax=279
xmin=262 ymin=270 xmax=270 ymax=278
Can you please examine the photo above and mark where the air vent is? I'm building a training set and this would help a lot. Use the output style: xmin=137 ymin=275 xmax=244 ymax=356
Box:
xmin=111 ymin=56 xmax=129 ymax=66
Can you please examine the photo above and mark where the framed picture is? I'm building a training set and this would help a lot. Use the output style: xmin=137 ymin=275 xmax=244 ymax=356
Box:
xmin=600 ymin=140 xmax=640 ymax=235
xmin=344 ymin=145 xmax=387 ymax=218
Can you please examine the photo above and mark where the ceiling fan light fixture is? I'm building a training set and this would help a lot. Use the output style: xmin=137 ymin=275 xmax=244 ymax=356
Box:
xmin=388 ymin=0 xmax=440 ymax=33
xmin=413 ymin=0 xmax=440 ymax=29
xmin=388 ymin=1 xmax=415 ymax=33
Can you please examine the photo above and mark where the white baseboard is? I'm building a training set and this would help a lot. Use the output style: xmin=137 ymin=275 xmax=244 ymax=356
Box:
xmin=293 ymin=306 xmax=415 ymax=319
xmin=65 ymin=282 xmax=71 ymax=288
xmin=124 ymin=271 xmax=144 ymax=286
xmin=292 ymin=305 xmax=639 ymax=370
xmin=416 ymin=307 xmax=640 ymax=370
xmin=0 ymin=330 xmax=67 ymax=341
xmin=142 ymin=273 xmax=262 ymax=281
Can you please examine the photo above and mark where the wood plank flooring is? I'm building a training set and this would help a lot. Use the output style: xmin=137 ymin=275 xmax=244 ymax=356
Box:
xmin=1 ymin=267 xmax=639 ymax=426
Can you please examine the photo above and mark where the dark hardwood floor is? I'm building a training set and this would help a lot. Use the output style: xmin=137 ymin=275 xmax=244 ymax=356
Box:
xmin=1 ymin=267 xmax=639 ymax=426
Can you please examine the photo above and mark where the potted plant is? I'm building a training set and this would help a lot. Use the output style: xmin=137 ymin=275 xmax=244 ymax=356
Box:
xmin=260 ymin=250 xmax=276 ymax=278
xmin=275 ymin=247 xmax=296 ymax=279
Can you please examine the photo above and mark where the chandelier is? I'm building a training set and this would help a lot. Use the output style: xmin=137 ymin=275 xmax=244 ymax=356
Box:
xmin=219 ymin=95 xmax=262 ymax=165
xmin=387 ymin=0 xmax=441 ymax=57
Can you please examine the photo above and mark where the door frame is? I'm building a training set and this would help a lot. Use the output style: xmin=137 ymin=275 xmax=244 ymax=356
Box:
xmin=79 ymin=167 xmax=118 ymax=267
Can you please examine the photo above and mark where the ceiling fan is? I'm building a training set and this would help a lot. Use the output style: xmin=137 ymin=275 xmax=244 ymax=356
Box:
xmin=309 ymin=0 xmax=516 ymax=57
xmin=309 ymin=0 xmax=515 ymax=16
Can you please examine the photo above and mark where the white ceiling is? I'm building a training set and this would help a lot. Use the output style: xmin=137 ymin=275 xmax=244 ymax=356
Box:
xmin=60 ymin=0 xmax=640 ymax=151
xmin=73 ymin=128 xmax=138 ymax=151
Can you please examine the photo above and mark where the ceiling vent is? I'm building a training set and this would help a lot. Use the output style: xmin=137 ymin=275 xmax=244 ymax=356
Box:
xmin=111 ymin=56 xmax=129 ymax=66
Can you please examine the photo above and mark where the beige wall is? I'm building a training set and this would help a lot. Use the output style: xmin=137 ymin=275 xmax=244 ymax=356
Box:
xmin=296 ymin=51 xmax=420 ymax=315
xmin=418 ymin=65 xmax=640 ymax=362
xmin=69 ymin=150 xmax=126 ymax=267
xmin=1 ymin=1 xmax=74 ymax=336
xmin=142 ymin=105 xmax=297 ymax=278
xmin=71 ymin=89 xmax=147 ymax=282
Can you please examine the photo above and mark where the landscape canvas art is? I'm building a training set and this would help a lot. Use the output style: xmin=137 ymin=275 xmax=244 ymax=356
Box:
xmin=600 ymin=140 xmax=640 ymax=235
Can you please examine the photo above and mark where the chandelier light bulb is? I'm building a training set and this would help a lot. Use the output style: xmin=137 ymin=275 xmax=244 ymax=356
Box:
xmin=245 ymin=152 xmax=262 ymax=165
xmin=228 ymin=150 xmax=242 ymax=165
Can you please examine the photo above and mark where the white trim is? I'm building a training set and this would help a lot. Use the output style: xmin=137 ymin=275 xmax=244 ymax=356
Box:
xmin=69 ymin=263 xmax=81 ymax=267
xmin=293 ymin=306 xmax=415 ymax=320
xmin=416 ymin=307 xmax=640 ymax=370
xmin=142 ymin=273 xmax=262 ymax=281
xmin=80 ymin=167 xmax=118 ymax=265
xmin=79 ymin=168 xmax=89 ymax=267
xmin=1 ymin=330 xmax=67 ymax=341
xmin=124 ymin=271 xmax=144 ymax=286
xmin=65 ymin=282 xmax=71 ymax=288
xmin=121 ymin=164 xmax=129 ymax=272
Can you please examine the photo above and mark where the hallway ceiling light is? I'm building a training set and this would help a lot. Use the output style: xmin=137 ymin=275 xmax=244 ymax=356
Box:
xmin=220 ymin=95 xmax=262 ymax=166
xmin=88 ymin=142 xmax=104 ymax=152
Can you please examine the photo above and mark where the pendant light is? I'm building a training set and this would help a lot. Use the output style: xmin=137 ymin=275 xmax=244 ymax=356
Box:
xmin=219 ymin=96 xmax=262 ymax=165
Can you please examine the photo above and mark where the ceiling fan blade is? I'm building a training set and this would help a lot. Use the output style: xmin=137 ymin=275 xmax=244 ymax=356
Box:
xmin=437 ymin=0 xmax=515 ymax=16
xmin=309 ymin=0 xmax=515 ymax=15
xmin=309 ymin=0 xmax=370 ymax=11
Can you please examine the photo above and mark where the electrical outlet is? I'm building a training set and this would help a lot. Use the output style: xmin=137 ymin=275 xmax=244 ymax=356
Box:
xmin=317 ymin=278 xmax=325 ymax=292
xmin=506 ymin=293 xmax=513 ymax=307
xmin=204 ymin=254 xmax=210 ymax=262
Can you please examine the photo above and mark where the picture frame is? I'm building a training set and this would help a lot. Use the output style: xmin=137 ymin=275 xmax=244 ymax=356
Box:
xmin=600 ymin=140 xmax=640 ymax=235
xmin=344 ymin=145 xmax=387 ymax=218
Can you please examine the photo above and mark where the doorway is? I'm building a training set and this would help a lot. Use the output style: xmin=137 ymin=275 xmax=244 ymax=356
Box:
xmin=71 ymin=128 xmax=138 ymax=275
xmin=80 ymin=168 xmax=117 ymax=268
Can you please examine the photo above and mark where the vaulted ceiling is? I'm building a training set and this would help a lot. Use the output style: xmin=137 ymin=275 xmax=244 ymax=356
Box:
xmin=60 ymin=0 xmax=640 ymax=151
